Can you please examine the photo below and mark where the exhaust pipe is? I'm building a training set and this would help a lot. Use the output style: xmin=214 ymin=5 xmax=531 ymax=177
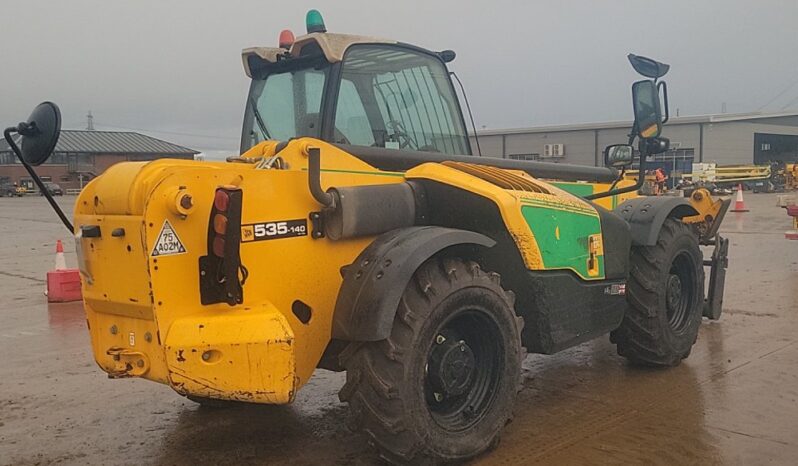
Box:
xmin=306 ymin=147 xmax=424 ymax=240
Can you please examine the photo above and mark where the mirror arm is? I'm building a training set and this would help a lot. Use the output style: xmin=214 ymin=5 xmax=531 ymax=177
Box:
xmin=608 ymin=167 xmax=626 ymax=191
xmin=585 ymin=140 xmax=648 ymax=201
xmin=627 ymin=124 xmax=637 ymax=145
xmin=16 ymin=121 xmax=38 ymax=136
xmin=584 ymin=168 xmax=645 ymax=200
xmin=658 ymin=81 xmax=669 ymax=125
xmin=3 ymin=127 xmax=74 ymax=233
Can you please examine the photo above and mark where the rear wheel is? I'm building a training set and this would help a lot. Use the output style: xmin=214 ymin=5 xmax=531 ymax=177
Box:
xmin=612 ymin=219 xmax=705 ymax=366
xmin=339 ymin=258 xmax=524 ymax=464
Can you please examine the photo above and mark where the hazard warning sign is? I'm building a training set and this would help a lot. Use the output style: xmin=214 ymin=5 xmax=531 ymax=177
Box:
xmin=151 ymin=220 xmax=187 ymax=257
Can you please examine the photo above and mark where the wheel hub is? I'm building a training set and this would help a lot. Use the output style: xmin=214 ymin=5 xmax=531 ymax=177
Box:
xmin=428 ymin=335 xmax=475 ymax=398
xmin=666 ymin=274 xmax=682 ymax=313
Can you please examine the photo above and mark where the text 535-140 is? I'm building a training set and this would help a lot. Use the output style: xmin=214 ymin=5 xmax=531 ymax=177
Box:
xmin=241 ymin=219 xmax=308 ymax=242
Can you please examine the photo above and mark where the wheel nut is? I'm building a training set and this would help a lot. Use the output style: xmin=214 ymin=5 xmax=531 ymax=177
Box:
xmin=459 ymin=341 xmax=466 ymax=351
xmin=202 ymin=351 xmax=211 ymax=361
xmin=436 ymin=335 xmax=446 ymax=344
xmin=137 ymin=359 xmax=145 ymax=368
xmin=434 ymin=392 xmax=443 ymax=402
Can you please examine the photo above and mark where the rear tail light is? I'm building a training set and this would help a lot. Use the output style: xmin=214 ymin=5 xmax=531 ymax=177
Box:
xmin=213 ymin=214 xmax=228 ymax=236
xmin=199 ymin=186 xmax=247 ymax=305
xmin=214 ymin=190 xmax=230 ymax=211
xmin=212 ymin=236 xmax=226 ymax=257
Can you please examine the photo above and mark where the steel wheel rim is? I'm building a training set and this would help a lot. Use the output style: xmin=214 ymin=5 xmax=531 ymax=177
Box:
xmin=424 ymin=308 xmax=503 ymax=432
xmin=666 ymin=251 xmax=696 ymax=333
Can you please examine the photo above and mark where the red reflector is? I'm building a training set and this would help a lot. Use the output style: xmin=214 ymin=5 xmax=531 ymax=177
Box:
xmin=212 ymin=236 xmax=225 ymax=257
xmin=213 ymin=214 xmax=228 ymax=235
xmin=214 ymin=190 xmax=229 ymax=212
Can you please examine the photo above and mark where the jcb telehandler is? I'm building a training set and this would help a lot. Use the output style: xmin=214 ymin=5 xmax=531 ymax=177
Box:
xmin=4 ymin=10 xmax=730 ymax=463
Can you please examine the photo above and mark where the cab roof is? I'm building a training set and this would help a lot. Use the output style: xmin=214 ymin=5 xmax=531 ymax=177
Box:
xmin=241 ymin=32 xmax=397 ymax=78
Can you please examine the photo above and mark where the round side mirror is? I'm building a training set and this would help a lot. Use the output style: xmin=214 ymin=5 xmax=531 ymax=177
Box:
xmin=20 ymin=102 xmax=61 ymax=166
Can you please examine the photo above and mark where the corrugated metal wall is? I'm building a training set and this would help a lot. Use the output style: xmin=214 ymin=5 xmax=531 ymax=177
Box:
xmin=470 ymin=116 xmax=798 ymax=167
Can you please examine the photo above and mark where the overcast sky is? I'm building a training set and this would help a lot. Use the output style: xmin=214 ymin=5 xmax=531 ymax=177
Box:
xmin=2 ymin=0 xmax=797 ymax=156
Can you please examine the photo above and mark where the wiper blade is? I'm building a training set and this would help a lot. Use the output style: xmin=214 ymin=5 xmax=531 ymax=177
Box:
xmin=249 ymin=98 xmax=271 ymax=140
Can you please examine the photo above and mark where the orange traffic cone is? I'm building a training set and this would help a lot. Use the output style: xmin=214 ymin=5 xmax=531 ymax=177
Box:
xmin=730 ymin=184 xmax=749 ymax=212
xmin=46 ymin=240 xmax=82 ymax=303
xmin=54 ymin=239 xmax=67 ymax=270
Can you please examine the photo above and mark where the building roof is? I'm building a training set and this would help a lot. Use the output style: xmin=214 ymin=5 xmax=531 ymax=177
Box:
xmin=0 ymin=130 xmax=199 ymax=155
xmin=475 ymin=111 xmax=798 ymax=136
xmin=56 ymin=130 xmax=199 ymax=155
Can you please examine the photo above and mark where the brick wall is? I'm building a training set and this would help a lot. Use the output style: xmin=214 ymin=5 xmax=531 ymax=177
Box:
xmin=0 ymin=153 xmax=194 ymax=191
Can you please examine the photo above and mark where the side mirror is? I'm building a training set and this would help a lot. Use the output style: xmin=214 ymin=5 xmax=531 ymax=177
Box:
xmin=19 ymin=102 xmax=61 ymax=166
xmin=632 ymin=80 xmax=662 ymax=139
xmin=627 ymin=54 xmax=670 ymax=79
xmin=604 ymin=144 xmax=634 ymax=168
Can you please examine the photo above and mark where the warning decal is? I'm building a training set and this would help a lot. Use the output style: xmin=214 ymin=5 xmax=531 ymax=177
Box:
xmin=151 ymin=220 xmax=187 ymax=257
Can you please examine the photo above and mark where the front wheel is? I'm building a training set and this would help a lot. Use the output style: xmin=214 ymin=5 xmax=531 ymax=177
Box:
xmin=612 ymin=219 xmax=705 ymax=366
xmin=339 ymin=258 xmax=524 ymax=464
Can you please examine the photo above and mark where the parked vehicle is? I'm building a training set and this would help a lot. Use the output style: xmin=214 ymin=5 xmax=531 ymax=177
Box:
xmin=1 ymin=181 xmax=26 ymax=197
xmin=40 ymin=181 xmax=64 ymax=196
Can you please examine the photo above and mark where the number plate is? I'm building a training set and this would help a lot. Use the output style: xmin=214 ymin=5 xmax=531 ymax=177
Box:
xmin=241 ymin=219 xmax=308 ymax=242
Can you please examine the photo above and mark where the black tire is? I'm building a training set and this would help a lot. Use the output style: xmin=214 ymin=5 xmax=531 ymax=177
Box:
xmin=339 ymin=258 xmax=525 ymax=464
xmin=611 ymin=219 xmax=705 ymax=366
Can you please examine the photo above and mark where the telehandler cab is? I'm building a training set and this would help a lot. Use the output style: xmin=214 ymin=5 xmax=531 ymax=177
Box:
xmin=4 ymin=10 xmax=730 ymax=463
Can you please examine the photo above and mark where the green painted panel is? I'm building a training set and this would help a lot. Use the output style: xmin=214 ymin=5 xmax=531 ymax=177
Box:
xmin=521 ymin=205 xmax=604 ymax=280
xmin=552 ymin=182 xmax=622 ymax=209
xmin=551 ymin=182 xmax=594 ymax=197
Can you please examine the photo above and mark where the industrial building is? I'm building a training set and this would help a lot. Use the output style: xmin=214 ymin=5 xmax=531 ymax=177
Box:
xmin=0 ymin=130 xmax=199 ymax=191
xmin=471 ymin=111 xmax=798 ymax=180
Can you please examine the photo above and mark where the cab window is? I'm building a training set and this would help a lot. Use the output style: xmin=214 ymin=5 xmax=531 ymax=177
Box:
xmin=334 ymin=79 xmax=375 ymax=146
xmin=244 ymin=60 xmax=329 ymax=147
xmin=335 ymin=45 xmax=469 ymax=155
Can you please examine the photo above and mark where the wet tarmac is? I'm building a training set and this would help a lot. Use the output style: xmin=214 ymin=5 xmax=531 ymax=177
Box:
xmin=1 ymin=193 xmax=796 ymax=465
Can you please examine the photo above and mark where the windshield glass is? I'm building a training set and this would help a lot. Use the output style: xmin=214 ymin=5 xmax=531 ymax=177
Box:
xmin=242 ymin=57 xmax=329 ymax=149
xmin=335 ymin=45 xmax=469 ymax=155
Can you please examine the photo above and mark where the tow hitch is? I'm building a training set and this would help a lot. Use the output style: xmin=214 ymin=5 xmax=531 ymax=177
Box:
xmin=106 ymin=347 xmax=150 ymax=378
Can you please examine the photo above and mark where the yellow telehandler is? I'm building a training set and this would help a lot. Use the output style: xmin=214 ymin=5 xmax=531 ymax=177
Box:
xmin=3 ymin=10 xmax=729 ymax=463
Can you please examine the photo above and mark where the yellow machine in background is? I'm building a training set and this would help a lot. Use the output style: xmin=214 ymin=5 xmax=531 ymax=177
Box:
xmin=787 ymin=163 xmax=798 ymax=190
xmin=683 ymin=163 xmax=771 ymax=185
xmin=623 ymin=169 xmax=658 ymax=194
xmin=681 ymin=162 xmax=795 ymax=193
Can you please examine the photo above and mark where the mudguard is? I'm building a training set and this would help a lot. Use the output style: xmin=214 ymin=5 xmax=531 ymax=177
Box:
xmin=615 ymin=196 xmax=699 ymax=246
xmin=332 ymin=226 xmax=495 ymax=341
